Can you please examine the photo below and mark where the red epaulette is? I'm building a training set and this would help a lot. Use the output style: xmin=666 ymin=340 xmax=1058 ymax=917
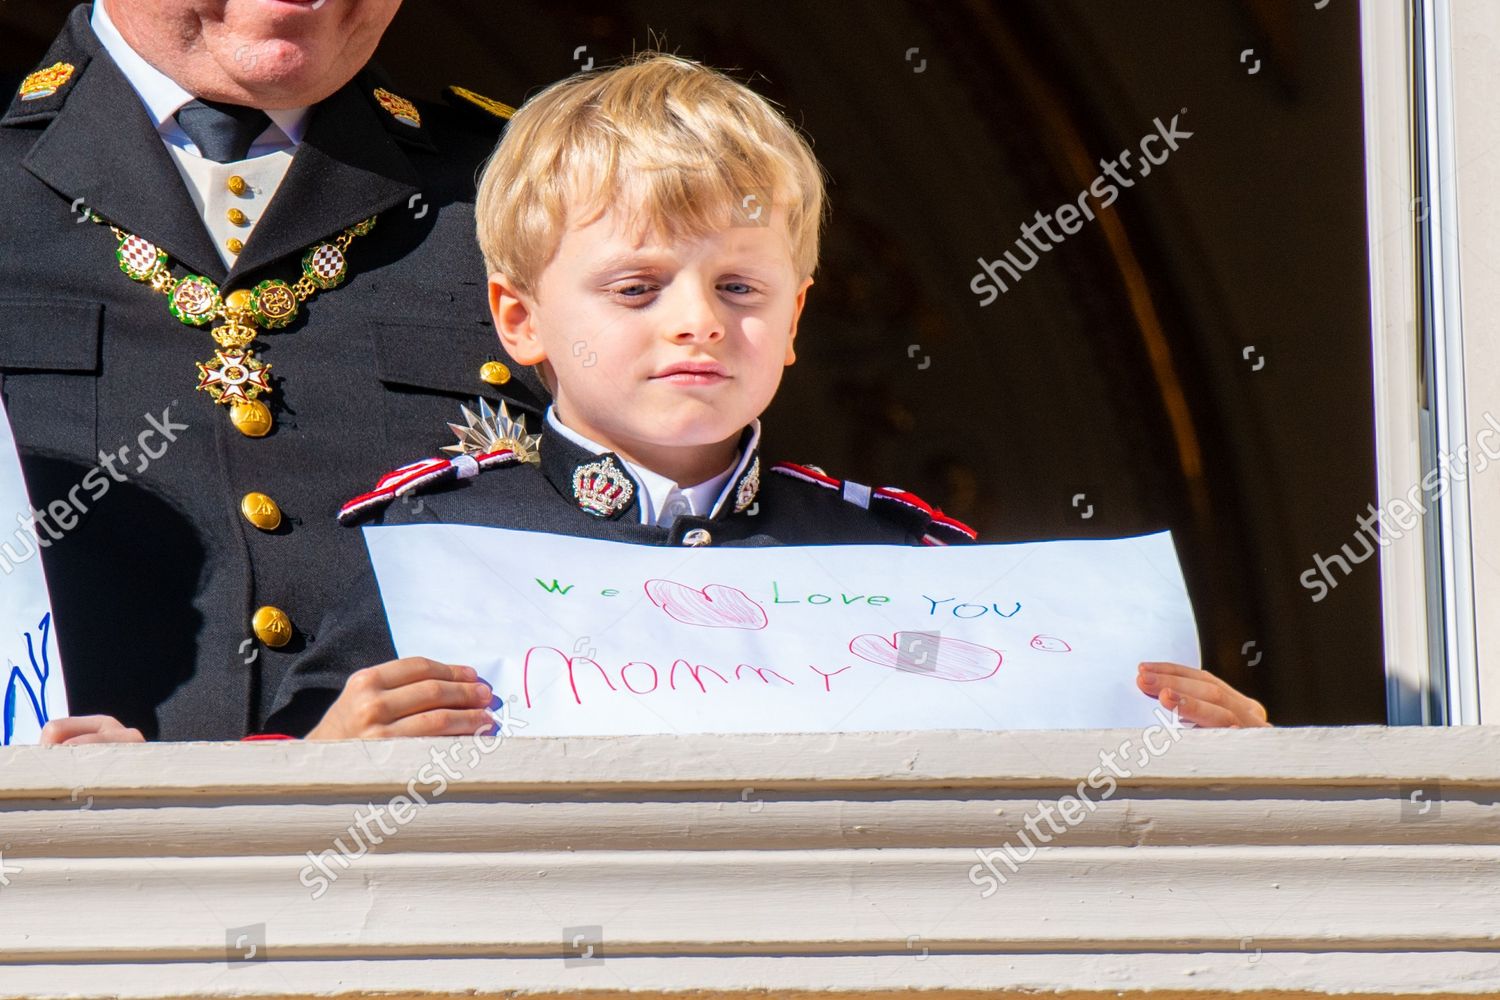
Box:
xmin=337 ymin=448 xmax=522 ymax=526
xmin=770 ymin=461 xmax=979 ymax=545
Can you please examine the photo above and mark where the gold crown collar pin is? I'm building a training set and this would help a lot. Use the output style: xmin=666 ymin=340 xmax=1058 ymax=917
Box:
xmin=19 ymin=62 xmax=75 ymax=101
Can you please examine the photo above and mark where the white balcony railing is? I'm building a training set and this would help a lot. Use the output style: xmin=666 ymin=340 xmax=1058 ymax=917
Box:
xmin=1 ymin=726 xmax=1498 ymax=997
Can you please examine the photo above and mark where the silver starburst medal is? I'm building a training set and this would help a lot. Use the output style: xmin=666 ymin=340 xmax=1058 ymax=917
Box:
xmin=441 ymin=398 xmax=541 ymax=465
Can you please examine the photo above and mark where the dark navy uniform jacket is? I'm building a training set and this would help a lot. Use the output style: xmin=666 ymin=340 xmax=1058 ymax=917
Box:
xmin=267 ymin=425 xmax=978 ymax=728
xmin=0 ymin=6 xmax=545 ymax=739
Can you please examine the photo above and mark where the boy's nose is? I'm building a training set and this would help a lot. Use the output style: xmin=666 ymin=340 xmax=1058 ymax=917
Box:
xmin=666 ymin=284 xmax=726 ymax=343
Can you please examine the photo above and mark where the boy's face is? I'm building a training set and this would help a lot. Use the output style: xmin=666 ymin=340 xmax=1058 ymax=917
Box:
xmin=490 ymin=201 xmax=812 ymax=483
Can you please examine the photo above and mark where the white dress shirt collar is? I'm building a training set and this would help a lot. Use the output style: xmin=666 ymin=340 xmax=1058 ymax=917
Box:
xmin=544 ymin=407 xmax=759 ymax=528
xmin=91 ymin=0 xmax=309 ymax=154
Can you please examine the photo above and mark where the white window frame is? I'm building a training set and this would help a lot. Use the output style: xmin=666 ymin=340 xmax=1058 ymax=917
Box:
xmin=1362 ymin=0 xmax=1492 ymax=725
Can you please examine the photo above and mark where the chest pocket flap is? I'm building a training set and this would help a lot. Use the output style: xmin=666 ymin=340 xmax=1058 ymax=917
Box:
xmin=0 ymin=298 xmax=102 ymax=372
xmin=372 ymin=316 xmax=493 ymax=396
xmin=0 ymin=298 xmax=103 ymax=465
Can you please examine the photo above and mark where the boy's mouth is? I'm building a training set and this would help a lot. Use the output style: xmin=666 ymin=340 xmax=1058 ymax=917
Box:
xmin=651 ymin=361 xmax=730 ymax=385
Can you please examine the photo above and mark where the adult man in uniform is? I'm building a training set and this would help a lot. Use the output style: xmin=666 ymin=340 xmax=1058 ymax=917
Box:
xmin=3 ymin=0 xmax=542 ymax=741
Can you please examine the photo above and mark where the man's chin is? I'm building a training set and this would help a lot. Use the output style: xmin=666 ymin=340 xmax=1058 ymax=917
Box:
xmin=212 ymin=66 xmax=342 ymax=108
xmin=204 ymin=34 xmax=343 ymax=102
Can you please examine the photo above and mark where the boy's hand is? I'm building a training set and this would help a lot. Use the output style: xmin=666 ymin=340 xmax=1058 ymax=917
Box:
xmin=40 ymin=715 xmax=146 ymax=745
xmin=1136 ymin=662 xmax=1270 ymax=728
xmin=307 ymin=657 xmax=494 ymax=740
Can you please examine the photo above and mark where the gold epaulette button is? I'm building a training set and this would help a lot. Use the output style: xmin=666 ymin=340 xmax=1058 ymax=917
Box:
xmin=480 ymin=360 xmax=511 ymax=385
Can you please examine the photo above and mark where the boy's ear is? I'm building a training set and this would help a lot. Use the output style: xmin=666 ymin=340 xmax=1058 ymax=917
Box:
xmin=488 ymin=272 xmax=547 ymax=366
xmin=784 ymin=277 xmax=814 ymax=366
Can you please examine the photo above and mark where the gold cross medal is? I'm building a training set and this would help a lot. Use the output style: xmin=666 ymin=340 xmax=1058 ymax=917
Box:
xmin=192 ymin=289 xmax=271 ymax=436
xmin=193 ymin=320 xmax=273 ymax=435
xmin=197 ymin=347 xmax=271 ymax=405
xmin=197 ymin=342 xmax=274 ymax=438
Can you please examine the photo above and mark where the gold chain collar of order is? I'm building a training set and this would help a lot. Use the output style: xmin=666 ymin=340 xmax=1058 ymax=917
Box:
xmin=106 ymin=216 xmax=377 ymax=437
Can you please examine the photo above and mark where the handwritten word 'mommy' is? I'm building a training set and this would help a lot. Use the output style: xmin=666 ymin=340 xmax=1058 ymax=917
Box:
xmin=521 ymin=646 xmax=869 ymax=707
xmin=923 ymin=597 xmax=1022 ymax=619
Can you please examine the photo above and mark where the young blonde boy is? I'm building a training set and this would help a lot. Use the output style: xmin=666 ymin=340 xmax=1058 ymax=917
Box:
xmin=281 ymin=55 xmax=1267 ymax=738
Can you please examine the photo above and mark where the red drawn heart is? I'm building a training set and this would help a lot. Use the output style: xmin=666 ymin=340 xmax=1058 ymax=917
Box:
xmin=848 ymin=631 xmax=1002 ymax=681
xmin=644 ymin=579 xmax=769 ymax=630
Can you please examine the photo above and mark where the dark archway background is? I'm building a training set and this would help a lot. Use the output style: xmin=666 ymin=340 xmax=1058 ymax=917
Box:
xmin=3 ymin=1 xmax=1382 ymax=724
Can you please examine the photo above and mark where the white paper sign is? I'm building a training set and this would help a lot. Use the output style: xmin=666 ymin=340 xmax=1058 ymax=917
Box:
xmin=0 ymin=398 xmax=67 ymax=746
xmin=365 ymin=525 xmax=1200 ymax=735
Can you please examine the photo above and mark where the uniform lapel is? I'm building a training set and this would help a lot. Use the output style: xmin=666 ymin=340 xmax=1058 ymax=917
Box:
xmin=224 ymin=81 xmax=421 ymax=287
xmin=14 ymin=6 xmax=226 ymax=283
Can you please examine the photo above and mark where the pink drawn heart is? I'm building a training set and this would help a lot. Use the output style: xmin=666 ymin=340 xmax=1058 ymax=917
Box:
xmin=848 ymin=631 xmax=1002 ymax=681
xmin=644 ymin=580 xmax=769 ymax=630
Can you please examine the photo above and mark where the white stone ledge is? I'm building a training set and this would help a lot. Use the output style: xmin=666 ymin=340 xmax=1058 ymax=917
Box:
xmin=0 ymin=727 xmax=1494 ymax=998
xmin=3 ymin=725 xmax=1499 ymax=795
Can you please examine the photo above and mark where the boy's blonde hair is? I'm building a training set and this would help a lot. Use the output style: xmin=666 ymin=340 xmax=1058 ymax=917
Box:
xmin=475 ymin=52 xmax=825 ymax=296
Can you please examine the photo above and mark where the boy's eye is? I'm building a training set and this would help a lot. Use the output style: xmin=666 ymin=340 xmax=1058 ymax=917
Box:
xmin=720 ymin=281 xmax=757 ymax=296
xmin=610 ymin=283 xmax=658 ymax=299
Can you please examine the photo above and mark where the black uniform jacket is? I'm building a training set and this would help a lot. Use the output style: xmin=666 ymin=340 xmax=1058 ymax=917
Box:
xmin=0 ymin=6 xmax=545 ymax=738
xmin=265 ymin=427 xmax=979 ymax=731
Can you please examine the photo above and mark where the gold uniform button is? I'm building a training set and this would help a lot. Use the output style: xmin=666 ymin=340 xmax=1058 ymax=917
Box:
xmin=227 ymin=174 xmax=248 ymax=196
xmin=227 ymin=207 xmax=248 ymax=226
xmin=225 ymin=237 xmax=244 ymax=255
xmin=479 ymin=360 xmax=511 ymax=385
xmin=240 ymin=492 xmax=282 ymax=531
xmin=252 ymin=606 xmax=293 ymax=647
xmin=229 ymin=399 xmax=273 ymax=438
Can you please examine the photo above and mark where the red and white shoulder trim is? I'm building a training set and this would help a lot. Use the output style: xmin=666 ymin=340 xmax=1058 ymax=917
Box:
xmin=870 ymin=485 xmax=979 ymax=545
xmin=770 ymin=461 xmax=978 ymax=544
xmin=771 ymin=461 xmax=842 ymax=491
xmin=337 ymin=448 xmax=520 ymax=526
